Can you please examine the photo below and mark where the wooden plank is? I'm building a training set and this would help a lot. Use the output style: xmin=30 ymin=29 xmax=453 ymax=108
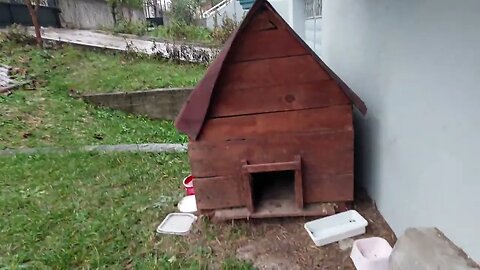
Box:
xmin=243 ymin=160 xmax=299 ymax=173
xmin=201 ymin=105 xmax=352 ymax=140
xmin=208 ymin=80 xmax=350 ymax=118
xmin=189 ymin=130 xmax=354 ymax=178
xmin=294 ymin=155 xmax=304 ymax=209
xmin=229 ymin=29 xmax=308 ymax=63
xmin=241 ymin=160 xmax=254 ymax=212
xmin=303 ymin=173 xmax=354 ymax=203
xmin=194 ymin=176 xmax=244 ymax=210
xmin=213 ymin=202 xmax=336 ymax=220
xmin=216 ymin=55 xmax=331 ymax=91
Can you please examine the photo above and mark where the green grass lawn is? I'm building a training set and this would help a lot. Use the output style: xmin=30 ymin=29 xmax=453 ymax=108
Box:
xmin=0 ymin=40 xmax=206 ymax=149
xmin=0 ymin=152 xmax=252 ymax=269
xmin=0 ymin=39 xmax=253 ymax=269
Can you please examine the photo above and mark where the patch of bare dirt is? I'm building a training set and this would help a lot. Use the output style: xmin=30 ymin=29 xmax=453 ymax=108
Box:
xmin=158 ymin=191 xmax=396 ymax=269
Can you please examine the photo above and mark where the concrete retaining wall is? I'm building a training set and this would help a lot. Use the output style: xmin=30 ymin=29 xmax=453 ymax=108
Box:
xmin=58 ymin=0 xmax=145 ymax=29
xmin=82 ymin=88 xmax=192 ymax=120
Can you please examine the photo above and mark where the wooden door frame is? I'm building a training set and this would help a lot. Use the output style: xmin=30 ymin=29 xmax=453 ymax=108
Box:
xmin=241 ymin=155 xmax=303 ymax=213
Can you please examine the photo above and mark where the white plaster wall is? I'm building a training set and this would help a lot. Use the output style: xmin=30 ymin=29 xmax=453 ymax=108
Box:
xmin=269 ymin=0 xmax=305 ymax=39
xmin=322 ymin=0 xmax=480 ymax=261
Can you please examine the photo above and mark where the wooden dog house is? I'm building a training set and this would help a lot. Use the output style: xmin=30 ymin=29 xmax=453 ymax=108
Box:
xmin=175 ymin=0 xmax=367 ymax=219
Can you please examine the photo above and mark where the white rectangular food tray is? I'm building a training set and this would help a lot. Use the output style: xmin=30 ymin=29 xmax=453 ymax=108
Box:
xmin=304 ymin=210 xmax=368 ymax=246
xmin=156 ymin=213 xmax=197 ymax=235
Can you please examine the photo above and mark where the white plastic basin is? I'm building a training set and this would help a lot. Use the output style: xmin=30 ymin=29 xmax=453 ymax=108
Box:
xmin=304 ymin=210 xmax=368 ymax=246
xmin=350 ymin=237 xmax=392 ymax=270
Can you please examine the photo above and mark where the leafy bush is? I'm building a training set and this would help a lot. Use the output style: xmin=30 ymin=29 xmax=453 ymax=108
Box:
xmin=4 ymin=24 xmax=35 ymax=44
xmin=113 ymin=20 xmax=148 ymax=36
xmin=211 ymin=16 xmax=239 ymax=44
xmin=150 ymin=23 xmax=213 ymax=45
xmin=168 ymin=0 xmax=201 ymax=25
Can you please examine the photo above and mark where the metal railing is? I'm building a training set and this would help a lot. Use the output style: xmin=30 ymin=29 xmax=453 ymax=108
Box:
xmin=203 ymin=0 xmax=231 ymax=18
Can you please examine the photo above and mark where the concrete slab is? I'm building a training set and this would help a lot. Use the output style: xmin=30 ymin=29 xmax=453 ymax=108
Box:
xmin=25 ymin=28 xmax=218 ymax=63
xmin=390 ymin=228 xmax=480 ymax=270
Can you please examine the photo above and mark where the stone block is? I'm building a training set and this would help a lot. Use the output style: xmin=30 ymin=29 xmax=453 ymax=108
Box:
xmin=390 ymin=227 xmax=479 ymax=270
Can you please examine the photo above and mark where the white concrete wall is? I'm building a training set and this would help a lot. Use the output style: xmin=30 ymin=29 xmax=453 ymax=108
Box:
xmin=58 ymin=0 xmax=145 ymax=29
xmin=269 ymin=0 xmax=305 ymax=38
xmin=322 ymin=0 xmax=480 ymax=261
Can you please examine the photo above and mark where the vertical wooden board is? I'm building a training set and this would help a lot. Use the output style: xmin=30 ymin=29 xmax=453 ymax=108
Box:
xmin=228 ymin=29 xmax=308 ymax=62
xmin=200 ymin=106 xmax=353 ymax=141
xmin=294 ymin=155 xmax=304 ymax=209
xmin=303 ymin=174 xmax=354 ymax=203
xmin=194 ymin=176 xmax=245 ymax=210
xmin=216 ymin=55 xmax=332 ymax=91
xmin=189 ymin=130 xmax=354 ymax=178
xmin=208 ymin=81 xmax=350 ymax=117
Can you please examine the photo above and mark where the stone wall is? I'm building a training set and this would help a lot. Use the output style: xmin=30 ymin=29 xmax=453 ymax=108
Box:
xmin=82 ymin=88 xmax=193 ymax=121
xmin=58 ymin=0 xmax=145 ymax=29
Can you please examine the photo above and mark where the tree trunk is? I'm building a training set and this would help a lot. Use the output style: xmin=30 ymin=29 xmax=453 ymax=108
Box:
xmin=24 ymin=0 xmax=42 ymax=48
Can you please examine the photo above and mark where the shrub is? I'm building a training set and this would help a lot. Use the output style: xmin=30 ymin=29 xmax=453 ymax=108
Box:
xmin=211 ymin=16 xmax=239 ymax=44
xmin=168 ymin=0 xmax=201 ymax=25
xmin=4 ymin=24 xmax=35 ymax=44
xmin=151 ymin=22 xmax=212 ymax=44
xmin=113 ymin=20 xmax=148 ymax=36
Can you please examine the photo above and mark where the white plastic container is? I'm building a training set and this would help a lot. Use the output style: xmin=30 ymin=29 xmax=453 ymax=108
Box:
xmin=304 ymin=210 xmax=368 ymax=246
xmin=350 ymin=237 xmax=392 ymax=270
xmin=156 ymin=213 xmax=197 ymax=235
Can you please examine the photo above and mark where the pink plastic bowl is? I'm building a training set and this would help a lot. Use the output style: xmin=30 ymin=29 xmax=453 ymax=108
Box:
xmin=183 ymin=175 xmax=195 ymax=196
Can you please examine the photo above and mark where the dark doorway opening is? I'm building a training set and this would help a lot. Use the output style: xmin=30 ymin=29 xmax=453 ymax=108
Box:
xmin=251 ymin=170 xmax=295 ymax=210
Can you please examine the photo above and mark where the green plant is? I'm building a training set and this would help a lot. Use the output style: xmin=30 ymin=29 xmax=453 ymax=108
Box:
xmin=4 ymin=24 xmax=35 ymax=44
xmin=211 ymin=16 xmax=239 ymax=44
xmin=168 ymin=0 xmax=201 ymax=25
xmin=0 ymin=41 xmax=204 ymax=149
xmin=113 ymin=20 xmax=148 ymax=35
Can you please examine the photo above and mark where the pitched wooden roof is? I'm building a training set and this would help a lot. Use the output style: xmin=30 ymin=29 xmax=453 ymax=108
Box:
xmin=175 ymin=0 xmax=367 ymax=140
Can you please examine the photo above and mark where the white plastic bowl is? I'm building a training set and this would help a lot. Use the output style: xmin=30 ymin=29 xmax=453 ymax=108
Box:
xmin=304 ymin=210 xmax=368 ymax=246
xmin=350 ymin=237 xmax=392 ymax=270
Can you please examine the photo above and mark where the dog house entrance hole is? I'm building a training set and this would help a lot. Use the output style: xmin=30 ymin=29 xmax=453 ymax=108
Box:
xmin=251 ymin=170 xmax=295 ymax=209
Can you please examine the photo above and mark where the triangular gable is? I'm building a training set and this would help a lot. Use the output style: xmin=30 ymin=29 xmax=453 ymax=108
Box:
xmin=175 ymin=0 xmax=366 ymax=140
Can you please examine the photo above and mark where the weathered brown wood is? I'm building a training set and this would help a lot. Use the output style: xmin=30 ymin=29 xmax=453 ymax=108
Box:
xmin=303 ymin=173 xmax=354 ymax=202
xmin=246 ymin=7 xmax=286 ymax=32
xmin=176 ymin=0 xmax=364 ymax=219
xmin=175 ymin=0 xmax=367 ymax=140
xmin=243 ymin=160 xmax=299 ymax=174
xmin=201 ymin=105 xmax=352 ymax=140
xmin=294 ymin=155 xmax=304 ymax=209
xmin=229 ymin=29 xmax=308 ymax=63
xmin=209 ymin=80 xmax=350 ymax=118
xmin=213 ymin=202 xmax=336 ymax=220
xmin=194 ymin=176 xmax=244 ymax=210
xmin=241 ymin=160 xmax=255 ymax=213
xmin=216 ymin=55 xmax=331 ymax=91
xmin=189 ymin=130 xmax=353 ymax=178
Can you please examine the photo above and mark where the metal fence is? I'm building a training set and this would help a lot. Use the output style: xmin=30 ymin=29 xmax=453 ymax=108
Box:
xmin=0 ymin=1 xmax=61 ymax=28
